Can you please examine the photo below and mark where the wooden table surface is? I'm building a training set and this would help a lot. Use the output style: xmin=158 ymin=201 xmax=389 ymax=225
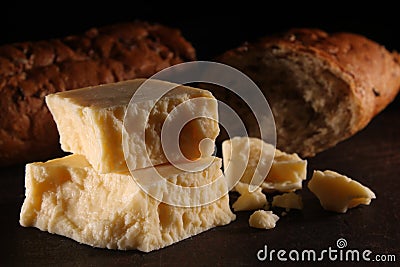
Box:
xmin=1 ymin=95 xmax=399 ymax=266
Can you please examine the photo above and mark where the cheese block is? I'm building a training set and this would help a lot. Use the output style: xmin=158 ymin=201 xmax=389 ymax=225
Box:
xmin=308 ymin=170 xmax=376 ymax=213
xmin=19 ymin=155 xmax=235 ymax=252
xmin=249 ymin=210 xmax=279 ymax=230
xmin=45 ymin=78 xmax=219 ymax=173
xmin=222 ymin=137 xmax=307 ymax=192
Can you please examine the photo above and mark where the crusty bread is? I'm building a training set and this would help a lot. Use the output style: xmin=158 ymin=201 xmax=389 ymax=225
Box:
xmin=0 ymin=21 xmax=195 ymax=167
xmin=216 ymin=28 xmax=400 ymax=157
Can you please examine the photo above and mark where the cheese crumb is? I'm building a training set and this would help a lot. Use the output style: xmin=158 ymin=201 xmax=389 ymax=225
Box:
xmin=232 ymin=182 xmax=267 ymax=211
xmin=249 ymin=210 xmax=279 ymax=229
xmin=308 ymin=170 xmax=376 ymax=213
xmin=272 ymin=192 xmax=303 ymax=210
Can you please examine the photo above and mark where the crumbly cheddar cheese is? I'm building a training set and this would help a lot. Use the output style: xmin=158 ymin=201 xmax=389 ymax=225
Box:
xmin=272 ymin=192 xmax=303 ymax=210
xmin=222 ymin=137 xmax=307 ymax=192
xmin=308 ymin=170 xmax=376 ymax=213
xmin=232 ymin=182 xmax=267 ymax=211
xmin=263 ymin=148 xmax=307 ymax=192
xmin=46 ymin=79 xmax=219 ymax=173
xmin=19 ymin=155 xmax=235 ymax=252
xmin=249 ymin=210 xmax=279 ymax=229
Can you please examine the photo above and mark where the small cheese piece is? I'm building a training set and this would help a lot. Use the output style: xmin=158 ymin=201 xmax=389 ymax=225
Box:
xmin=20 ymin=155 xmax=235 ymax=252
xmin=249 ymin=210 xmax=279 ymax=229
xmin=232 ymin=182 xmax=267 ymax=211
xmin=308 ymin=170 xmax=376 ymax=213
xmin=222 ymin=137 xmax=307 ymax=192
xmin=263 ymin=148 xmax=307 ymax=192
xmin=272 ymin=192 xmax=303 ymax=210
xmin=46 ymin=79 xmax=219 ymax=173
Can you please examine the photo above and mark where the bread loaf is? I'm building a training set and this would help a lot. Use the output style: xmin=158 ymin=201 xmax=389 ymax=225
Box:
xmin=0 ymin=21 xmax=195 ymax=166
xmin=216 ymin=28 xmax=400 ymax=157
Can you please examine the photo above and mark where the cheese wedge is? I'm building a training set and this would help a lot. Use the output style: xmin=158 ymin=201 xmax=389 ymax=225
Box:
xmin=222 ymin=137 xmax=307 ymax=192
xmin=19 ymin=155 xmax=235 ymax=252
xmin=46 ymin=79 xmax=219 ymax=173
xmin=308 ymin=170 xmax=376 ymax=213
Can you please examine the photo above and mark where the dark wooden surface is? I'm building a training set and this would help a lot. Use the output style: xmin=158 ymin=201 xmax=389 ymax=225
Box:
xmin=1 ymin=5 xmax=400 ymax=267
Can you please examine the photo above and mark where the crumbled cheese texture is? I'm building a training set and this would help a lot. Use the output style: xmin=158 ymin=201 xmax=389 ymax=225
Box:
xmin=272 ymin=192 xmax=303 ymax=210
xmin=19 ymin=155 xmax=235 ymax=252
xmin=249 ymin=210 xmax=279 ymax=229
xmin=46 ymin=79 xmax=219 ymax=173
xmin=308 ymin=170 xmax=376 ymax=213
xmin=232 ymin=182 xmax=267 ymax=211
xmin=222 ymin=137 xmax=307 ymax=192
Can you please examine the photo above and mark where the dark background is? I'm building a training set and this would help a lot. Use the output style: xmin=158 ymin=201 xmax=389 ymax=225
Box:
xmin=1 ymin=3 xmax=399 ymax=266
xmin=1 ymin=3 xmax=400 ymax=59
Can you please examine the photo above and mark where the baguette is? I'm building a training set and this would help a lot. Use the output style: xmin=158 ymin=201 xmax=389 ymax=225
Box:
xmin=216 ymin=28 xmax=400 ymax=157
xmin=0 ymin=21 xmax=195 ymax=166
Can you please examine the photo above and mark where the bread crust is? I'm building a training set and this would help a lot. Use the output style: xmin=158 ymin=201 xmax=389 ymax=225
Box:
xmin=218 ymin=28 xmax=400 ymax=156
xmin=0 ymin=22 xmax=195 ymax=166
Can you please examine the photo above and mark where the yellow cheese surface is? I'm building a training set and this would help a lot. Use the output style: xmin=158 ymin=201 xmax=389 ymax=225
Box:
xmin=272 ymin=192 xmax=303 ymax=210
xmin=19 ymin=155 xmax=235 ymax=252
xmin=232 ymin=182 xmax=267 ymax=211
xmin=222 ymin=137 xmax=307 ymax=192
xmin=308 ymin=170 xmax=376 ymax=213
xmin=46 ymin=79 xmax=219 ymax=173
xmin=248 ymin=210 xmax=279 ymax=229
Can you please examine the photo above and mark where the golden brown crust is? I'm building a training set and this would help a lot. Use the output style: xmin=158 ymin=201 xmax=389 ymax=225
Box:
xmin=265 ymin=29 xmax=400 ymax=132
xmin=218 ymin=28 xmax=400 ymax=156
xmin=0 ymin=21 xmax=196 ymax=167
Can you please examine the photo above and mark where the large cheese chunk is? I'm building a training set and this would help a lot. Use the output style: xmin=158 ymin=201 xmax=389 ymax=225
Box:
xmin=46 ymin=79 xmax=219 ymax=173
xmin=222 ymin=137 xmax=307 ymax=192
xmin=308 ymin=170 xmax=376 ymax=213
xmin=19 ymin=155 xmax=235 ymax=252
